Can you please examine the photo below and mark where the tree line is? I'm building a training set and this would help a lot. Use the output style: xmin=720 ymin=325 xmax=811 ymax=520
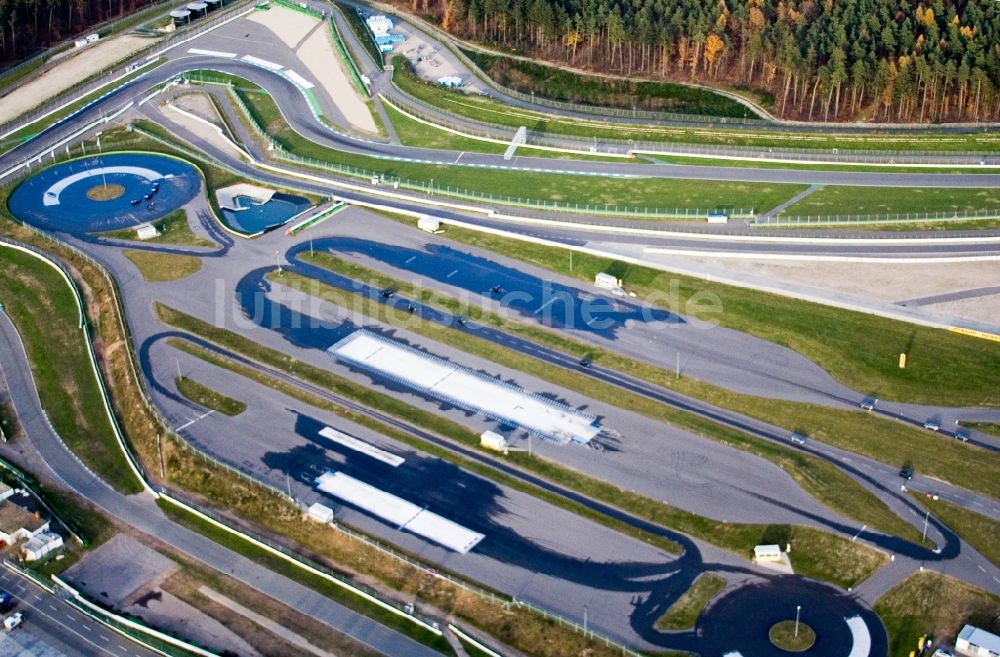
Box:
xmin=0 ymin=0 xmax=157 ymax=65
xmin=406 ymin=0 xmax=1000 ymax=122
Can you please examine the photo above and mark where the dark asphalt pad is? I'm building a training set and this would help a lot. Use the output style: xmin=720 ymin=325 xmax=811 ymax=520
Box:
xmin=7 ymin=153 xmax=200 ymax=234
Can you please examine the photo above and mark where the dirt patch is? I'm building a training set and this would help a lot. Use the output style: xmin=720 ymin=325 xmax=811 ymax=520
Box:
xmin=86 ymin=183 xmax=126 ymax=201
xmin=171 ymin=92 xmax=223 ymax=127
xmin=0 ymin=35 xmax=155 ymax=125
xmin=667 ymin=255 xmax=1000 ymax=328
xmin=247 ymin=4 xmax=317 ymax=49
xmin=296 ymin=22 xmax=376 ymax=133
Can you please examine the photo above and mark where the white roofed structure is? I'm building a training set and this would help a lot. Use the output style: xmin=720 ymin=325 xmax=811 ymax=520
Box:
xmin=329 ymin=330 xmax=601 ymax=445
xmin=315 ymin=471 xmax=483 ymax=553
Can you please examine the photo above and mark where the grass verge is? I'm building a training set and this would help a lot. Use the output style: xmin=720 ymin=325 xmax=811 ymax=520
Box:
xmin=157 ymin=499 xmax=452 ymax=654
xmin=123 ymin=249 xmax=202 ymax=282
xmin=875 ymin=571 xmax=1000 ymax=657
xmin=96 ymin=209 xmax=215 ymax=247
xmin=653 ymin=573 xmax=727 ymax=631
xmin=391 ymin=57 xmax=1000 ymax=154
xmin=234 ymin=85 xmax=802 ymax=215
xmin=421 ymin=221 xmax=1000 ymax=408
xmin=919 ymin=496 xmax=1000 ymax=570
xmin=293 ymin=253 xmax=928 ymax=545
xmin=0 ymin=247 xmax=140 ymax=493
xmin=960 ymin=422 xmax=1000 ymax=437
xmin=784 ymin=185 xmax=1000 ymax=217
xmin=175 ymin=376 xmax=246 ymax=416
xmin=156 ymin=302 xmax=886 ymax=589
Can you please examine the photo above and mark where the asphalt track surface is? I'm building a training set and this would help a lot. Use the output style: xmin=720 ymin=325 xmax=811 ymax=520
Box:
xmin=1 ymin=10 xmax=999 ymax=656
xmin=0 ymin=569 xmax=164 ymax=657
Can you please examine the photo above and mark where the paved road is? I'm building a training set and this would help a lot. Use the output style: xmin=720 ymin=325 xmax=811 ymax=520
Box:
xmin=0 ymin=309 xmax=442 ymax=657
xmin=0 ymin=569 xmax=164 ymax=657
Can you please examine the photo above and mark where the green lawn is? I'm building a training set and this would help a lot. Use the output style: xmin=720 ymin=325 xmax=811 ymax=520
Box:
xmin=0 ymin=248 xmax=141 ymax=493
xmin=292 ymin=254 xmax=928 ymax=544
xmin=961 ymin=422 xmax=1000 ymax=437
xmin=382 ymin=101 xmax=506 ymax=154
xmin=784 ymin=185 xmax=1000 ymax=217
xmin=97 ymin=209 xmax=215 ymax=247
xmin=123 ymin=250 xmax=202 ymax=282
xmin=156 ymin=302 xmax=886 ymax=589
xmin=175 ymin=377 xmax=246 ymax=416
xmin=391 ymin=57 xmax=1000 ymax=154
xmin=875 ymin=572 xmax=1000 ymax=657
xmin=235 ymin=86 xmax=802 ymax=216
xmin=426 ymin=221 xmax=1000 ymax=408
xmin=654 ymin=573 xmax=727 ymax=630
xmin=920 ymin=496 xmax=1000 ymax=570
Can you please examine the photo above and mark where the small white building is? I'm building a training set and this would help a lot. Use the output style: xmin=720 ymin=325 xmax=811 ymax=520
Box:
xmin=594 ymin=272 xmax=620 ymax=290
xmin=437 ymin=76 xmax=463 ymax=87
xmin=0 ymin=500 xmax=49 ymax=546
xmin=480 ymin=431 xmax=508 ymax=453
xmin=366 ymin=15 xmax=393 ymax=37
xmin=707 ymin=212 xmax=729 ymax=224
xmin=417 ymin=216 xmax=440 ymax=233
xmin=135 ymin=223 xmax=160 ymax=240
xmin=957 ymin=625 xmax=1000 ymax=657
xmin=307 ymin=502 xmax=334 ymax=524
xmin=753 ymin=544 xmax=783 ymax=563
xmin=22 ymin=532 xmax=64 ymax=562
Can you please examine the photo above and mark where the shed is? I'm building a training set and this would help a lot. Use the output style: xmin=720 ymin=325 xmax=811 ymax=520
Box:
xmin=417 ymin=216 xmax=440 ymax=233
xmin=23 ymin=532 xmax=64 ymax=561
xmin=307 ymin=502 xmax=334 ymax=524
xmin=186 ymin=1 xmax=208 ymax=16
xmin=480 ymin=431 xmax=507 ymax=453
xmin=594 ymin=272 xmax=620 ymax=290
xmin=957 ymin=625 xmax=1000 ymax=657
xmin=170 ymin=8 xmax=191 ymax=24
xmin=707 ymin=212 xmax=729 ymax=224
xmin=753 ymin=544 xmax=783 ymax=563
xmin=135 ymin=223 xmax=160 ymax=240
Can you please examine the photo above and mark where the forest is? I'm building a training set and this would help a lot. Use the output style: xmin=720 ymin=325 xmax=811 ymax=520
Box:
xmin=0 ymin=0 xmax=160 ymax=66
xmin=396 ymin=0 xmax=1000 ymax=122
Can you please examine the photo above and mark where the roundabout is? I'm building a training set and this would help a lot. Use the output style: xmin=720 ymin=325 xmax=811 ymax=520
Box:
xmin=7 ymin=152 xmax=200 ymax=234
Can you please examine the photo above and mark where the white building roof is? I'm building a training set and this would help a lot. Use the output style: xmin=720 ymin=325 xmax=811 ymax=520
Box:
xmin=315 ymin=471 xmax=483 ymax=553
xmin=329 ymin=330 xmax=601 ymax=444
xmin=959 ymin=625 xmax=1000 ymax=655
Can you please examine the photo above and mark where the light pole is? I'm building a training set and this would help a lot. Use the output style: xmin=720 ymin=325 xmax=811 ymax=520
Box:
xmin=276 ymin=250 xmax=282 ymax=274
xmin=583 ymin=605 xmax=587 ymax=636
xmin=794 ymin=605 xmax=801 ymax=638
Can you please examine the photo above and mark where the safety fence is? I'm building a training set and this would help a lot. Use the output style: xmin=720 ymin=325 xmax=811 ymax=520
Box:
xmin=385 ymin=80 xmax=999 ymax=165
xmin=328 ymin=14 xmax=369 ymax=97
xmin=341 ymin=3 xmax=384 ymax=71
xmin=752 ymin=209 xmax=1000 ymax=228
xmin=223 ymin=85 xmax=751 ymax=219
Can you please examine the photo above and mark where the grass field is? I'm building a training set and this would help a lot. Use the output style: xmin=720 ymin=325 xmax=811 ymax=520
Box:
xmin=175 ymin=376 xmax=246 ymax=416
xmin=425 ymin=222 xmax=1000 ymax=408
xmin=157 ymin=302 xmax=886 ymax=589
xmin=97 ymin=209 xmax=215 ymax=247
xmin=654 ymin=573 xmax=727 ymax=630
xmin=784 ymin=185 xmax=1000 ymax=217
xmin=875 ymin=572 xmax=1000 ymax=657
xmin=0 ymin=247 xmax=141 ymax=493
xmin=392 ymin=57 xmax=1000 ymax=154
xmin=123 ymin=249 xmax=201 ymax=282
xmin=235 ymin=86 xmax=802 ymax=215
xmin=291 ymin=255 xmax=928 ymax=544
xmin=961 ymin=422 xmax=1000 ymax=437
xmin=464 ymin=49 xmax=749 ymax=118
xmin=383 ymin=101 xmax=505 ymax=154
xmin=920 ymin=496 xmax=1000 ymax=570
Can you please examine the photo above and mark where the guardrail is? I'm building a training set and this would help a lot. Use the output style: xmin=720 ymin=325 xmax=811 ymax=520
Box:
xmin=752 ymin=209 xmax=1000 ymax=227
xmin=328 ymin=14 xmax=369 ymax=96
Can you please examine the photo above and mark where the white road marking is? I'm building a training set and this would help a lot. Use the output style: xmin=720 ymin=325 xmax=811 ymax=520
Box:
xmin=535 ymin=296 xmax=558 ymax=314
xmin=175 ymin=408 xmax=215 ymax=431
xmin=405 ymin=255 xmax=416 ymax=264
xmin=446 ymin=269 xmax=458 ymax=278
xmin=454 ymin=152 xmax=464 ymax=164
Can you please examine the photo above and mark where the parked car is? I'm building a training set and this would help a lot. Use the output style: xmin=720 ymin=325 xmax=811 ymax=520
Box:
xmin=923 ymin=420 xmax=941 ymax=432
xmin=2 ymin=612 xmax=22 ymax=631
xmin=860 ymin=397 xmax=877 ymax=411
xmin=0 ymin=591 xmax=12 ymax=614
xmin=954 ymin=428 xmax=971 ymax=443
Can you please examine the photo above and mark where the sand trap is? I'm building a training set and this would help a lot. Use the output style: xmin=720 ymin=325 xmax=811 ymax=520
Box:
xmin=0 ymin=34 xmax=155 ymax=125
xmin=296 ymin=25 xmax=376 ymax=133
xmin=667 ymin=255 xmax=1000 ymax=328
xmin=246 ymin=4 xmax=316 ymax=49
xmin=247 ymin=5 xmax=376 ymax=134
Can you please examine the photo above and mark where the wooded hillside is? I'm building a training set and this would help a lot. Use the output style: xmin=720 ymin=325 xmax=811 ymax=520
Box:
xmin=406 ymin=0 xmax=1000 ymax=122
